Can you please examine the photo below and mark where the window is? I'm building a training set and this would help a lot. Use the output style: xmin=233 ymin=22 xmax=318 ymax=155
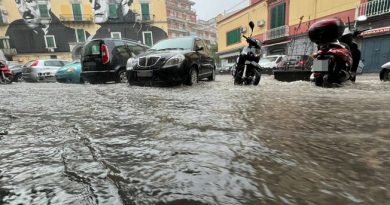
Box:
xmin=111 ymin=32 xmax=121 ymax=39
xmin=226 ymin=28 xmax=241 ymax=46
xmin=141 ymin=3 xmax=150 ymax=21
xmin=270 ymin=3 xmax=286 ymax=29
xmin=0 ymin=11 xmax=4 ymax=24
xmin=38 ymin=4 xmax=49 ymax=18
xmin=143 ymin=31 xmax=153 ymax=47
xmin=76 ymin=29 xmax=86 ymax=42
xmin=44 ymin=61 xmax=63 ymax=66
xmin=0 ymin=38 xmax=10 ymax=49
xmin=44 ymin=35 xmax=56 ymax=48
xmin=72 ymin=4 xmax=82 ymax=21
xmin=109 ymin=4 xmax=118 ymax=18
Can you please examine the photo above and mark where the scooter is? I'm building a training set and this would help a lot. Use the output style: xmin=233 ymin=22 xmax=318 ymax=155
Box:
xmin=233 ymin=21 xmax=263 ymax=85
xmin=0 ymin=61 xmax=13 ymax=84
xmin=309 ymin=18 xmax=353 ymax=87
xmin=379 ymin=62 xmax=390 ymax=81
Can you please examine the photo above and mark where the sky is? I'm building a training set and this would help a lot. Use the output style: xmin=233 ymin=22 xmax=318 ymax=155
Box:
xmin=192 ymin=0 xmax=250 ymax=20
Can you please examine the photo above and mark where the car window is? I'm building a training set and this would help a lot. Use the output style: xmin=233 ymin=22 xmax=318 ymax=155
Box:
xmin=24 ymin=60 xmax=36 ymax=67
xmin=83 ymin=40 xmax=101 ymax=56
xmin=151 ymin=37 xmax=193 ymax=50
xmin=112 ymin=45 xmax=131 ymax=59
xmin=44 ymin=61 xmax=63 ymax=67
xmin=200 ymin=39 xmax=211 ymax=55
xmin=194 ymin=39 xmax=203 ymax=51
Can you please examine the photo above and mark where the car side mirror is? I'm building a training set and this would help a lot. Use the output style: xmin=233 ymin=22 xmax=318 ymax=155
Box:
xmin=196 ymin=46 xmax=204 ymax=52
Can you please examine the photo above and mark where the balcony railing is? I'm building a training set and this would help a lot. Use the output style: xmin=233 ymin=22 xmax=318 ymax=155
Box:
xmin=358 ymin=0 xmax=390 ymax=18
xmin=265 ymin=25 xmax=289 ymax=41
xmin=1 ymin=48 xmax=17 ymax=56
xmin=59 ymin=14 xmax=93 ymax=22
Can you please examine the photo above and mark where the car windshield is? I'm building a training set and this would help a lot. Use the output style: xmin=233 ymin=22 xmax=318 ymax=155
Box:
xmin=259 ymin=57 xmax=278 ymax=63
xmin=151 ymin=38 xmax=193 ymax=51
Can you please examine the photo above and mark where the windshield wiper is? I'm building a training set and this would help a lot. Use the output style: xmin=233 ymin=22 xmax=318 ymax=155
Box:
xmin=157 ymin=48 xmax=184 ymax=51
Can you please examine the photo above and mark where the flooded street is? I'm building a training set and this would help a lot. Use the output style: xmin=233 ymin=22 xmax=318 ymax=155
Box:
xmin=1 ymin=74 xmax=389 ymax=205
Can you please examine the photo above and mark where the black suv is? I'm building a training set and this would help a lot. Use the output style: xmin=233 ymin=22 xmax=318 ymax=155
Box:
xmin=81 ymin=38 xmax=149 ymax=84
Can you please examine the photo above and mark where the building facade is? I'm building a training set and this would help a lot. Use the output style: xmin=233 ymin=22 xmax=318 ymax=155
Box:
xmin=217 ymin=0 xmax=390 ymax=72
xmin=165 ymin=0 xmax=197 ymax=38
xmin=0 ymin=0 xmax=168 ymax=63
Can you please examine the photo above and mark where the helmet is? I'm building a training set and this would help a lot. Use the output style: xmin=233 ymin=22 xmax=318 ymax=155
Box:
xmin=339 ymin=27 xmax=353 ymax=45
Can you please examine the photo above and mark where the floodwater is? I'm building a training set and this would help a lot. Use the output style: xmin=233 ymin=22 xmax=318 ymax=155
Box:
xmin=0 ymin=74 xmax=389 ymax=205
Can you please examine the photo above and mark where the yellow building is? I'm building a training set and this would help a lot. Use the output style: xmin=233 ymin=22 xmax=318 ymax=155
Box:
xmin=0 ymin=0 xmax=168 ymax=63
xmin=217 ymin=0 xmax=361 ymax=65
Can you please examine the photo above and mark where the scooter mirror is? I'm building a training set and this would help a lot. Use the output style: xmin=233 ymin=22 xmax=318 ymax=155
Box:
xmin=249 ymin=21 xmax=255 ymax=31
xmin=357 ymin=15 xmax=367 ymax=22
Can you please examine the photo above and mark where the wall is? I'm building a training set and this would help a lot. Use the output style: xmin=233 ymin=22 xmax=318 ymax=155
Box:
xmin=0 ymin=0 xmax=168 ymax=63
xmin=289 ymin=0 xmax=360 ymax=30
xmin=131 ymin=0 xmax=168 ymax=33
xmin=217 ymin=1 xmax=268 ymax=52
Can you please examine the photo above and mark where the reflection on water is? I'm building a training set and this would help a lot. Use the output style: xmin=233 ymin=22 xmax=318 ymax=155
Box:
xmin=1 ymin=74 xmax=389 ymax=205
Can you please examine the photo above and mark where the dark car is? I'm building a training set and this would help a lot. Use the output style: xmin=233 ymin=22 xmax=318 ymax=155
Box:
xmin=279 ymin=55 xmax=314 ymax=70
xmin=7 ymin=63 xmax=23 ymax=82
xmin=126 ymin=36 xmax=216 ymax=86
xmin=81 ymin=38 xmax=149 ymax=84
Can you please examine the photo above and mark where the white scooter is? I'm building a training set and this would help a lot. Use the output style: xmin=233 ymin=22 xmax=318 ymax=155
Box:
xmin=379 ymin=62 xmax=390 ymax=81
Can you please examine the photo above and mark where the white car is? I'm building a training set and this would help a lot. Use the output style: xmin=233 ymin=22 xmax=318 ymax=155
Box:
xmin=259 ymin=55 xmax=287 ymax=70
xmin=22 ymin=59 xmax=71 ymax=82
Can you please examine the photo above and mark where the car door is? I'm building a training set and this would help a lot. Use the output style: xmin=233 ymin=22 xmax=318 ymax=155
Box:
xmin=194 ymin=39 xmax=211 ymax=78
xmin=199 ymin=39 xmax=214 ymax=76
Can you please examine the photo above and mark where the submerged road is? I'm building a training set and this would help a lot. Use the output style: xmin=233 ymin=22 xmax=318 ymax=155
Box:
xmin=1 ymin=74 xmax=389 ymax=205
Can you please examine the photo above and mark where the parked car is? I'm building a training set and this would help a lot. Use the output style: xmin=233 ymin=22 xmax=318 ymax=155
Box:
xmin=81 ymin=38 xmax=149 ymax=84
xmin=22 ymin=59 xmax=71 ymax=82
xmin=218 ymin=63 xmax=236 ymax=74
xmin=55 ymin=60 xmax=83 ymax=83
xmin=280 ymin=55 xmax=314 ymax=70
xmin=7 ymin=63 xmax=23 ymax=82
xmin=259 ymin=55 xmax=287 ymax=70
xmin=126 ymin=36 xmax=216 ymax=86
xmin=379 ymin=61 xmax=390 ymax=81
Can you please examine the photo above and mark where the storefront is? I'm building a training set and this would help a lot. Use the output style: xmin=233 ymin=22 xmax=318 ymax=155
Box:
xmin=360 ymin=26 xmax=390 ymax=72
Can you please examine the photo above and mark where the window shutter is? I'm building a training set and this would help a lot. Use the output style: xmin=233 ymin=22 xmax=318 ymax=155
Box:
xmin=72 ymin=4 xmax=82 ymax=21
xmin=141 ymin=3 xmax=150 ymax=20
xmin=39 ymin=5 xmax=49 ymax=18
xmin=77 ymin=29 xmax=86 ymax=42
xmin=109 ymin=4 xmax=117 ymax=18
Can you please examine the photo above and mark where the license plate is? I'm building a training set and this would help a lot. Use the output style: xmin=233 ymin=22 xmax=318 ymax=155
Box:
xmin=137 ymin=70 xmax=153 ymax=77
xmin=311 ymin=60 xmax=329 ymax=72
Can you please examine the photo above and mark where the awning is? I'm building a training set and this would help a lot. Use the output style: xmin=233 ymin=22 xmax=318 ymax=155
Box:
xmin=361 ymin=26 xmax=390 ymax=37
xmin=262 ymin=40 xmax=291 ymax=48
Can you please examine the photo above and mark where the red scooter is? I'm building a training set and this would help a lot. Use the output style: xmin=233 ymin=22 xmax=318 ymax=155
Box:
xmin=308 ymin=18 xmax=353 ymax=87
xmin=0 ymin=61 xmax=13 ymax=84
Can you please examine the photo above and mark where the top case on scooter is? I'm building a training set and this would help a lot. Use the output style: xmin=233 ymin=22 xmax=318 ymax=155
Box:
xmin=308 ymin=18 xmax=345 ymax=44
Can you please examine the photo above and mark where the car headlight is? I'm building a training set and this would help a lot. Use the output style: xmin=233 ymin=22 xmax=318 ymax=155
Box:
xmin=126 ymin=58 xmax=139 ymax=70
xmin=66 ymin=67 xmax=76 ymax=73
xmin=162 ymin=54 xmax=185 ymax=68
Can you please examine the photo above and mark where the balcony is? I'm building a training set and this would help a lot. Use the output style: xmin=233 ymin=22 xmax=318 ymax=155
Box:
xmin=166 ymin=2 xmax=196 ymax=14
xmin=357 ymin=0 xmax=390 ymax=18
xmin=1 ymin=48 xmax=17 ymax=56
xmin=59 ymin=14 xmax=93 ymax=22
xmin=168 ymin=26 xmax=189 ymax=33
xmin=264 ymin=25 xmax=289 ymax=41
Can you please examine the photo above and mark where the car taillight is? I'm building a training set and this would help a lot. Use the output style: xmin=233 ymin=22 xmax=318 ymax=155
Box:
xmin=101 ymin=44 xmax=109 ymax=64
xmin=31 ymin=60 xmax=39 ymax=67
xmin=298 ymin=60 xmax=305 ymax=65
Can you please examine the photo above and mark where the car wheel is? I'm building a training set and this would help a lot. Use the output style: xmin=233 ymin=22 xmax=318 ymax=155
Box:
xmin=14 ymin=74 xmax=23 ymax=82
xmin=382 ymin=69 xmax=390 ymax=81
xmin=116 ymin=70 xmax=128 ymax=83
xmin=185 ymin=67 xmax=198 ymax=85
xmin=79 ymin=77 xmax=85 ymax=84
xmin=208 ymin=68 xmax=216 ymax=81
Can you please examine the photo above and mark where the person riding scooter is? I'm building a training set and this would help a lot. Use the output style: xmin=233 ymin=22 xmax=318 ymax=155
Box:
xmin=339 ymin=28 xmax=361 ymax=82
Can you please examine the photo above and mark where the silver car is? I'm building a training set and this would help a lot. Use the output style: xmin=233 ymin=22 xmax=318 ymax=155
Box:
xmin=22 ymin=59 xmax=71 ymax=82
